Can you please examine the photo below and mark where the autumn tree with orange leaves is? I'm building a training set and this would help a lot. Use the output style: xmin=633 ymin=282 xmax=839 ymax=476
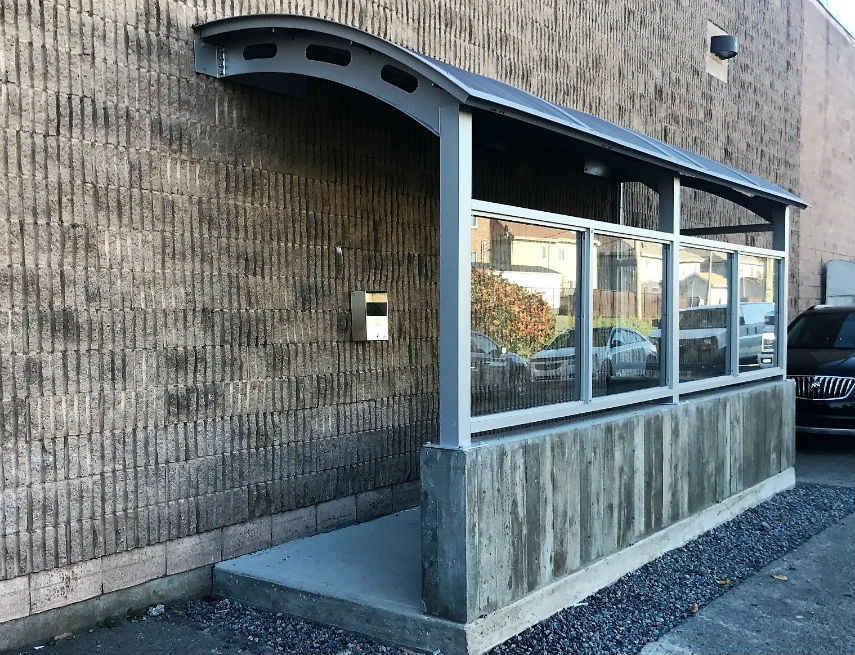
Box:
xmin=471 ymin=267 xmax=556 ymax=359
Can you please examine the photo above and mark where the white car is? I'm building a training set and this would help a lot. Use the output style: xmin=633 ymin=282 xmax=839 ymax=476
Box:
xmin=530 ymin=326 xmax=658 ymax=383
xmin=470 ymin=331 xmax=529 ymax=393
xmin=529 ymin=330 xmax=576 ymax=382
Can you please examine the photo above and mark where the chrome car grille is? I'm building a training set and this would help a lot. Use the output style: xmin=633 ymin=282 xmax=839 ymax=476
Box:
xmin=789 ymin=375 xmax=855 ymax=400
xmin=534 ymin=361 xmax=563 ymax=371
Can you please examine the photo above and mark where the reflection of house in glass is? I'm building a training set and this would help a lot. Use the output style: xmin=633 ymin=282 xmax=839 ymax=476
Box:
xmin=594 ymin=238 xmax=664 ymax=320
xmin=674 ymin=250 xmax=776 ymax=308
xmin=681 ymin=271 xmax=728 ymax=306
xmin=471 ymin=218 xmax=578 ymax=310
xmin=740 ymin=254 xmax=776 ymax=303
xmin=596 ymin=239 xmax=664 ymax=292
xmin=678 ymin=249 xmax=728 ymax=307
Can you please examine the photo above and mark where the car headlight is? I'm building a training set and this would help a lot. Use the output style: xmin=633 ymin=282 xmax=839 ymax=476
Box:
xmin=761 ymin=332 xmax=776 ymax=353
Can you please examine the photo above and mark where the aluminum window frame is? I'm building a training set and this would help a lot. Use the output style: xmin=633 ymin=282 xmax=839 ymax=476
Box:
xmin=463 ymin=200 xmax=786 ymax=437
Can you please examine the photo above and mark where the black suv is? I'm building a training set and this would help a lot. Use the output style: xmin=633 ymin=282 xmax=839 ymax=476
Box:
xmin=787 ymin=305 xmax=854 ymax=436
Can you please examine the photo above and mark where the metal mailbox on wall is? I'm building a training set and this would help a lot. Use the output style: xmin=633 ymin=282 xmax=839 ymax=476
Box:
xmin=351 ymin=291 xmax=389 ymax=341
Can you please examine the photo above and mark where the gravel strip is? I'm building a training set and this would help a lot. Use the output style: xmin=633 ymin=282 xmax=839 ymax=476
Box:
xmin=490 ymin=483 xmax=854 ymax=655
xmin=180 ymin=599 xmax=403 ymax=655
xmin=179 ymin=483 xmax=853 ymax=655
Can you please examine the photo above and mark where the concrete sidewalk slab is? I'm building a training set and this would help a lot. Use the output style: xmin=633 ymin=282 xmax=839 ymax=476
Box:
xmin=212 ymin=508 xmax=473 ymax=653
xmin=215 ymin=507 xmax=422 ymax=612
xmin=641 ymin=512 xmax=855 ymax=655
xmin=213 ymin=470 xmax=796 ymax=655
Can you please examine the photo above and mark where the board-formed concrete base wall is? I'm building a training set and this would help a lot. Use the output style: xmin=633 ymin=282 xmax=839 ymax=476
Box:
xmin=421 ymin=380 xmax=795 ymax=625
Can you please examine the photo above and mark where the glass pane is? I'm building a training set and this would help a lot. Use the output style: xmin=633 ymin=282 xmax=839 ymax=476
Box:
xmin=592 ymin=236 xmax=664 ymax=397
xmin=470 ymin=217 xmax=580 ymax=415
xmin=739 ymin=256 xmax=778 ymax=371
xmin=678 ymin=247 xmax=731 ymax=380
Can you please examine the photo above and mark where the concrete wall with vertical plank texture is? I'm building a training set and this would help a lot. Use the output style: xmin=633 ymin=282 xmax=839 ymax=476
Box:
xmin=421 ymin=380 xmax=795 ymax=623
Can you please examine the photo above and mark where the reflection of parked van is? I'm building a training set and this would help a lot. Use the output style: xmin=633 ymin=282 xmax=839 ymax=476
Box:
xmin=648 ymin=302 xmax=775 ymax=371
xmin=741 ymin=302 xmax=776 ymax=367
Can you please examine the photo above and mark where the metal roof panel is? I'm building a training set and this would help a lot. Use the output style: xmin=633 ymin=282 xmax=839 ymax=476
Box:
xmin=194 ymin=14 xmax=806 ymax=208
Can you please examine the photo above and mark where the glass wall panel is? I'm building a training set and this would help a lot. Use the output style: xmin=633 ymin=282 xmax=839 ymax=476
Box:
xmin=470 ymin=216 xmax=580 ymax=415
xmin=677 ymin=247 xmax=731 ymax=380
xmin=592 ymin=236 xmax=664 ymax=397
xmin=738 ymin=255 xmax=778 ymax=371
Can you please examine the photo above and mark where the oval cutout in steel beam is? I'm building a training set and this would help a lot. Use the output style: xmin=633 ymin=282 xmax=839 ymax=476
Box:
xmin=305 ymin=44 xmax=352 ymax=66
xmin=243 ymin=43 xmax=277 ymax=60
xmin=380 ymin=64 xmax=418 ymax=93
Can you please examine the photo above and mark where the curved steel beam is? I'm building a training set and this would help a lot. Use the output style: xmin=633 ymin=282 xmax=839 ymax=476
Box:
xmin=192 ymin=14 xmax=806 ymax=211
xmin=193 ymin=14 xmax=466 ymax=133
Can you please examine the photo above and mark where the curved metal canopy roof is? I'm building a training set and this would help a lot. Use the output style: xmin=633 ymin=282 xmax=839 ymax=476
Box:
xmin=193 ymin=14 xmax=806 ymax=210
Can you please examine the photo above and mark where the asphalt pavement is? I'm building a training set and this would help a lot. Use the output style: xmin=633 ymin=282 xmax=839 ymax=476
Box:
xmin=642 ymin=433 xmax=854 ymax=655
xmin=792 ymin=433 xmax=855 ymax=488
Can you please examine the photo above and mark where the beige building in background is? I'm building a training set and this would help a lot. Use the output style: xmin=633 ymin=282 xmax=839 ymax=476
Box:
xmin=795 ymin=0 xmax=855 ymax=312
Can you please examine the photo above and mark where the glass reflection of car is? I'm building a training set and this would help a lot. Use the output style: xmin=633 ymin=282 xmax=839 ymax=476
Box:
xmin=786 ymin=305 xmax=854 ymax=436
xmin=649 ymin=302 xmax=775 ymax=372
xmin=593 ymin=326 xmax=658 ymax=381
xmin=470 ymin=331 xmax=529 ymax=394
xmin=740 ymin=302 xmax=777 ymax=367
xmin=529 ymin=330 xmax=576 ymax=382
xmin=529 ymin=326 xmax=657 ymax=382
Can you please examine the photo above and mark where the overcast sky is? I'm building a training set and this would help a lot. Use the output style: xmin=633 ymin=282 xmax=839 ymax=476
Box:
xmin=820 ymin=0 xmax=855 ymax=36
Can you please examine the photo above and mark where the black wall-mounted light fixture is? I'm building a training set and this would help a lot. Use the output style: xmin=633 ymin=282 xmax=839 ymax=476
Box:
xmin=710 ymin=34 xmax=739 ymax=60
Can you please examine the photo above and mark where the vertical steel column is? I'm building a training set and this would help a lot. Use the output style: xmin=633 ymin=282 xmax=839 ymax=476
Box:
xmin=438 ymin=106 xmax=473 ymax=448
xmin=659 ymin=176 xmax=681 ymax=403
xmin=579 ymin=229 xmax=594 ymax=402
xmin=772 ymin=206 xmax=790 ymax=377
xmin=729 ymin=251 xmax=740 ymax=376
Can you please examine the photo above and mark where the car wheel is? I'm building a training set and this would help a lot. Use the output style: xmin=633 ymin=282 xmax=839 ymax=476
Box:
xmin=602 ymin=359 xmax=613 ymax=380
xmin=510 ymin=366 xmax=528 ymax=396
xmin=646 ymin=354 xmax=658 ymax=378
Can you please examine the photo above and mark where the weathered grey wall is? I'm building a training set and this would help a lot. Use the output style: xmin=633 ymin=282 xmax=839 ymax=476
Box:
xmin=421 ymin=380 xmax=795 ymax=623
xmin=795 ymin=0 xmax=855 ymax=313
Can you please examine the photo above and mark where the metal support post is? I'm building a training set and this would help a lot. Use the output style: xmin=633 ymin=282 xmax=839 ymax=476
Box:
xmin=438 ymin=106 xmax=473 ymax=448
xmin=729 ymin=251 xmax=740 ymax=376
xmin=659 ymin=175 xmax=681 ymax=403
xmin=772 ymin=206 xmax=790 ymax=377
xmin=580 ymin=229 xmax=594 ymax=402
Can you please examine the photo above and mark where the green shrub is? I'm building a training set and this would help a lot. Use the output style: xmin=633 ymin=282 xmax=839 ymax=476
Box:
xmin=471 ymin=267 xmax=556 ymax=359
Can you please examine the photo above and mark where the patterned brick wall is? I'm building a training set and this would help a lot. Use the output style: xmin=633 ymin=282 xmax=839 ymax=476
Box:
xmin=0 ymin=0 xmax=805 ymax=622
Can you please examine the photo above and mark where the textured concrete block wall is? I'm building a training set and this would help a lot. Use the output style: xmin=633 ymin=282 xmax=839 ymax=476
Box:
xmin=1 ymin=0 xmax=805 ymax=625
xmin=0 ymin=0 xmax=446 ymax=620
xmin=421 ymin=380 xmax=796 ymax=623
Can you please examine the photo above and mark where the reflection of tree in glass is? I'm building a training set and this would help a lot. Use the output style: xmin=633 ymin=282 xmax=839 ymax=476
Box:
xmin=471 ymin=266 xmax=556 ymax=359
